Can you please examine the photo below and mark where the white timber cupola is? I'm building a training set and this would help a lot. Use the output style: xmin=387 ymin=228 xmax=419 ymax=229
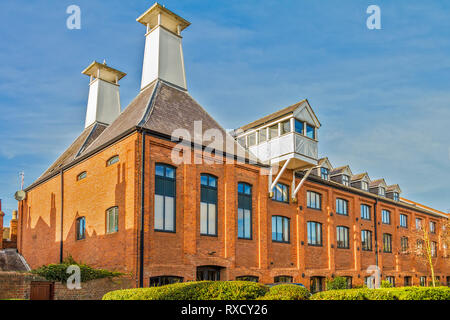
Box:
xmin=82 ymin=61 xmax=126 ymax=128
xmin=137 ymin=3 xmax=190 ymax=91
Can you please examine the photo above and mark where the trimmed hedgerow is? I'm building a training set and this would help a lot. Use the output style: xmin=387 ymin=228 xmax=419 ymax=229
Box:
xmin=32 ymin=256 xmax=123 ymax=283
xmin=103 ymin=281 xmax=269 ymax=300
xmin=257 ymin=284 xmax=311 ymax=300
xmin=311 ymin=286 xmax=450 ymax=300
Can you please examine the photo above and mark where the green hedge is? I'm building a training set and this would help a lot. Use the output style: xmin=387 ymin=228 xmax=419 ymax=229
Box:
xmin=103 ymin=281 xmax=269 ymax=300
xmin=311 ymin=286 xmax=450 ymax=300
xmin=32 ymin=257 xmax=123 ymax=283
xmin=258 ymin=284 xmax=310 ymax=300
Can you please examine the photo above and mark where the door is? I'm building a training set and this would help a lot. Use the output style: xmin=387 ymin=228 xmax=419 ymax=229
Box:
xmin=30 ymin=282 xmax=54 ymax=300
xmin=196 ymin=266 xmax=222 ymax=281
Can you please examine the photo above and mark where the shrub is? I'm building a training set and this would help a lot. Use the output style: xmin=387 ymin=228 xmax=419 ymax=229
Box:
xmin=381 ymin=280 xmax=393 ymax=288
xmin=258 ymin=284 xmax=310 ymax=300
xmin=32 ymin=257 xmax=123 ymax=283
xmin=103 ymin=281 xmax=268 ymax=300
xmin=326 ymin=276 xmax=349 ymax=290
xmin=311 ymin=286 xmax=450 ymax=300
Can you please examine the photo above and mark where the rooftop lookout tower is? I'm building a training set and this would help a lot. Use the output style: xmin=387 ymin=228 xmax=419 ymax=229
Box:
xmin=234 ymin=99 xmax=321 ymax=201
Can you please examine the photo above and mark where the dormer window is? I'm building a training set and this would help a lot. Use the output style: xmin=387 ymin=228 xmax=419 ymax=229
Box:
xmin=306 ymin=124 xmax=315 ymax=139
xmin=320 ymin=168 xmax=329 ymax=180
xmin=342 ymin=175 xmax=350 ymax=186
xmin=361 ymin=181 xmax=369 ymax=191
xmin=379 ymin=187 xmax=386 ymax=196
xmin=393 ymin=192 xmax=399 ymax=201
xmin=295 ymin=119 xmax=304 ymax=134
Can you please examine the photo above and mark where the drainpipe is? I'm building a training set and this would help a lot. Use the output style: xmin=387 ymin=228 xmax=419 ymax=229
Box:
xmin=59 ymin=169 xmax=64 ymax=263
xmin=139 ymin=131 xmax=147 ymax=288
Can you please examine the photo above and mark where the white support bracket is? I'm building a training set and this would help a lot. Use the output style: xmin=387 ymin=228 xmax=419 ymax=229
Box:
xmin=292 ymin=167 xmax=316 ymax=201
xmin=268 ymin=158 xmax=292 ymax=197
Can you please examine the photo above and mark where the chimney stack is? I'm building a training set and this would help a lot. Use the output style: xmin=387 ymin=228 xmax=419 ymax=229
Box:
xmin=82 ymin=61 xmax=126 ymax=129
xmin=137 ymin=3 xmax=190 ymax=91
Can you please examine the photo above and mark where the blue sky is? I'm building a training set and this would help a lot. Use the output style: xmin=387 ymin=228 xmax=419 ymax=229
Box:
xmin=0 ymin=1 xmax=449 ymax=225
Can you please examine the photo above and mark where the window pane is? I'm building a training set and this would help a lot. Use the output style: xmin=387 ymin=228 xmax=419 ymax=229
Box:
xmin=281 ymin=120 xmax=291 ymax=134
xmin=238 ymin=183 xmax=244 ymax=194
xmin=209 ymin=177 xmax=217 ymax=188
xmin=248 ymin=133 xmax=256 ymax=146
xmin=283 ymin=218 xmax=289 ymax=242
xmin=277 ymin=216 xmax=283 ymax=241
xmin=295 ymin=120 xmax=304 ymax=134
xmin=165 ymin=197 xmax=174 ymax=231
xmin=200 ymin=202 xmax=208 ymax=234
xmin=244 ymin=184 xmax=251 ymax=195
xmin=238 ymin=209 xmax=244 ymax=238
xmin=244 ymin=209 xmax=251 ymax=238
xmin=269 ymin=125 xmax=279 ymax=139
xmin=306 ymin=124 xmax=315 ymax=139
xmin=258 ymin=129 xmax=267 ymax=143
xmin=272 ymin=216 xmax=276 ymax=241
xmin=208 ymin=203 xmax=216 ymax=235
xmin=165 ymin=167 xmax=175 ymax=179
xmin=155 ymin=195 xmax=164 ymax=230
xmin=201 ymin=175 xmax=209 ymax=186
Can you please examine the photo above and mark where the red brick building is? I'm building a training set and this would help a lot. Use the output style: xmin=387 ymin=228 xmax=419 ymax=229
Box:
xmin=17 ymin=3 xmax=449 ymax=291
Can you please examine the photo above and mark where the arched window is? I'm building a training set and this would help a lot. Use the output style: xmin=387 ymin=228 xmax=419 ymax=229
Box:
xmin=77 ymin=171 xmax=87 ymax=181
xmin=336 ymin=226 xmax=349 ymax=249
xmin=238 ymin=182 xmax=252 ymax=239
xmin=155 ymin=164 xmax=176 ymax=232
xmin=307 ymin=221 xmax=322 ymax=246
xmin=106 ymin=207 xmax=119 ymax=234
xmin=361 ymin=230 xmax=373 ymax=251
xmin=200 ymin=174 xmax=218 ymax=236
xmin=107 ymin=155 xmax=119 ymax=166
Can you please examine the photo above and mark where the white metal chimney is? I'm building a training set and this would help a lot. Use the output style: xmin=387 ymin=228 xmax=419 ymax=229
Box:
xmin=82 ymin=61 xmax=126 ymax=128
xmin=137 ymin=3 xmax=191 ymax=91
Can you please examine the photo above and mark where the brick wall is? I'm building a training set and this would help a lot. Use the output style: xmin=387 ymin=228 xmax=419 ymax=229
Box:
xmin=0 ymin=272 xmax=133 ymax=300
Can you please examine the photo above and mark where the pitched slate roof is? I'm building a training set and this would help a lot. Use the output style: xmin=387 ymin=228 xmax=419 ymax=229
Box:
xmin=351 ymin=173 xmax=370 ymax=182
xmin=30 ymin=80 xmax=251 ymax=189
xmin=330 ymin=165 xmax=352 ymax=176
xmin=369 ymin=179 xmax=387 ymax=188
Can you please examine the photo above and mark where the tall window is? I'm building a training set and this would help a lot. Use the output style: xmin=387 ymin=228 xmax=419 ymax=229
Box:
xmin=238 ymin=183 xmax=252 ymax=239
xmin=342 ymin=175 xmax=350 ymax=186
xmin=76 ymin=217 xmax=86 ymax=241
xmin=247 ymin=133 xmax=256 ymax=147
xmin=416 ymin=218 xmax=423 ymax=230
xmin=155 ymin=164 xmax=176 ymax=232
xmin=420 ymin=276 xmax=427 ymax=287
xmin=272 ymin=216 xmax=290 ymax=243
xmin=401 ymin=237 xmax=409 ymax=253
xmin=310 ymin=277 xmax=325 ymax=293
xmin=404 ymin=276 xmax=412 ymax=287
xmin=336 ymin=226 xmax=350 ymax=249
xmin=306 ymin=124 xmax=315 ymax=139
xmin=431 ymin=241 xmax=437 ymax=257
xmin=273 ymin=183 xmax=289 ymax=203
xmin=382 ymin=210 xmax=391 ymax=225
xmin=393 ymin=192 xmax=400 ymax=201
xmin=281 ymin=120 xmax=291 ymax=134
xmin=320 ymin=167 xmax=329 ymax=180
xmin=336 ymin=198 xmax=348 ymax=216
xmin=383 ymin=233 xmax=392 ymax=253
xmin=360 ymin=204 xmax=371 ymax=220
xmin=430 ymin=221 xmax=436 ymax=234
xmin=200 ymin=174 xmax=218 ymax=236
xmin=295 ymin=119 xmax=304 ymax=135
xmin=379 ymin=187 xmax=386 ymax=196
xmin=106 ymin=207 xmax=119 ymax=234
xmin=361 ymin=230 xmax=372 ymax=251
xmin=307 ymin=191 xmax=322 ymax=210
xmin=307 ymin=221 xmax=322 ymax=246
xmin=400 ymin=214 xmax=408 ymax=228
xmin=107 ymin=155 xmax=119 ymax=166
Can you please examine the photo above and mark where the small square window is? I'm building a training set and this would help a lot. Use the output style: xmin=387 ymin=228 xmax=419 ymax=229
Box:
xmin=306 ymin=124 xmax=315 ymax=139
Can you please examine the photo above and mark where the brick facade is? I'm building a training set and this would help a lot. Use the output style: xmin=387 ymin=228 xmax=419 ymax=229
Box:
xmin=17 ymin=132 xmax=450 ymax=290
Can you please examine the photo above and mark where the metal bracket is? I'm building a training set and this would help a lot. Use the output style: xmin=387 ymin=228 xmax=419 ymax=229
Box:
xmin=268 ymin=158 xmax=292 ymax=196
xmin=291 ymin=167 xmax=315 ymax=201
